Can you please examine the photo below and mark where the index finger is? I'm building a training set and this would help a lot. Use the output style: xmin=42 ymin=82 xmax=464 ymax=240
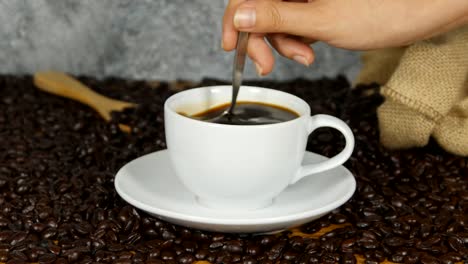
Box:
xmin=223 ymin=0 xmax=304 ymax=51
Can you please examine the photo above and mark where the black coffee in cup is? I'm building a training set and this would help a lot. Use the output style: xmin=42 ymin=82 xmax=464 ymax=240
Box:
xmin=191 ymin=101 xmax=299 ymax=125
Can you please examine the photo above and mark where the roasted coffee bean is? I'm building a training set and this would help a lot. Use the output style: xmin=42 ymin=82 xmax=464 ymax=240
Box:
xmin=9 ymin=250 xmax=28 ymax=261
xmin=322 ymin=238 xmax=339 ymax=252
xmin=121 ymin=232 xmax=141 ymax=244
xmin=9 ymin=232 xmax=27 ymax=246
xmin=53 ymin=258 xmax=67 ymax=264
xmin=160 ymin=240 xmax=173 ymax=249
xmin=321 ymin=253 xmax=340 ymax=263
xmin=223 ymin=240 xmax=243 ymax=253
xmin=133 ymin=252 xmax=146 ymax=262
xmin=94 ymin=250 xmax=109 ymax=262
xmin=440 ymin=252 xmax=462 ymax=262
xmin=105 ymin=230 xmax=118 ymax=243
xmin=48 ymin=244 xmax=61 ymax=255
xmin=118 ymin=207 xmax=132 ymax=224
xmin=246 ymin=244 xmax=261 ymax=256
xmin=173 ymin=244 xmax=185 ymax=255
xmin=59 ymin=239 xmax=74 ymax=250
xmin=267 ymin=241 xmax=287 ymax=260
xmin=418 ymin=235 xmax=442 ymax=250
xmin=419 ymin=224 xmax=433 ymax=238
xmin=447 ymin=235 xmax=465 ymax=253
xmin=403 ymin=251 xmax=421 ymax=264
xmin=340 ymin=238 xmax=356 ymax=253
xmin=390 ymin=254 xmax=404 ymax=262
xmin=331 ymin=213 xmax=348 ymax=224
xmin=360 ymin=241 xmax=379 ymax=250
xmin=439 ymin=256 xmax=455 ymax=264
xmin=74 ymin=222 xmax=92 ymax=235
xmin=288 ymin=236 xmax=304 ymax=250
xmin=304 ymin=239 xmax=321 ymax=254
xmin=233 ymin=254 xmax=245 ymax=263
xmin=108 ymin=243 xmax=125 ymax=252
xmin=143 ymin=227 xmax=158 ymax=238
xmin=118 ymin=251 xmax=133 ymax=259
xmin=282 ymin=250 xmax=299 ymax=260
xmin=215 ymin=251 xmax=232 ymax=263
xmin=6 ymin=260 xmax=28 ymax=264
xmin=146 ymin=260 xmax=164 ymax=264
xmin=113 ymin=259 xmax=131 ymax=264
xmin=161 ymin=229 xmax=176 ymax=240
xmin=122 ymin=218 xmax=135 ymax=233
xmin=181 ymin=240 xmax=197 ymax=253
xmin=2 ymin=76 xmax=468 ymax=262
xmin=242 ymin=256 xmax=258 ymax=264
xmin=383 ymin=236 xmax=405 ymax=247
xmin=420 ymin=253 xmax=441 ymax=264
xmin=31 ymin=223 xmax=46 ymax=233
xmin=341 ymin=253 xmax=356 ymax=264
xmin=37 ymin=253 xmax=56 ymax=264
xmin=209 ymin=241 xmax=223 ymax=249
xmin=194 ymin=248 xmax=209 ymax=260
xmin=192 ymin=231 xmax=209 ymax=241
xmin=177 ymin=253 xmax=195 ymax=264
xmin=161 ymin=250 xmax=175 ymax=260
xmin=25 ymin=247 xmax=44 ymax=262
xmin=41 ymin=228 xmax=57 ymax=240
xmin=305 ymin=254 xmax=321 ymax=264
xmin=0 ymin=219 xmax=9 ymax=229
xmin=148 ymin=248 xmax=160 ymax=259
xmin=0 ymin=244 xmax=9 ymax=254
xmin=259 ymin=236 xmax=275 ymax=246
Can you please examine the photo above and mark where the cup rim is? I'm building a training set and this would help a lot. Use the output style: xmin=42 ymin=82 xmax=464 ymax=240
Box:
xmin=164 ymin=85 xmax=311 ymax=128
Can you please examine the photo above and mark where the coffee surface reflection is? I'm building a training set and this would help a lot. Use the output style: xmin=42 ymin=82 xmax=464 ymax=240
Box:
xmin=190 ymin=101 xmax=299 ymax=125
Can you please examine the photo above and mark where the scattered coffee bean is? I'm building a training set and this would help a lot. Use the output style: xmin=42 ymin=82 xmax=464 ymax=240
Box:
xmin=0 ymin=76 xmax=466 ymax=262
xmin=37 ymin=253 xmax=56 ymax=264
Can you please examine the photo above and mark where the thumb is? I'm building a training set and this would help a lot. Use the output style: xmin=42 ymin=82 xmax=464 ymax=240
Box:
xmin=233 ymin=0 xmax=324 ymax=38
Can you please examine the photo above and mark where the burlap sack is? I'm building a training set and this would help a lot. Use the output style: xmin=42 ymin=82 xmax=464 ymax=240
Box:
xmin=355 ymin=26 xmax=468 ymax=156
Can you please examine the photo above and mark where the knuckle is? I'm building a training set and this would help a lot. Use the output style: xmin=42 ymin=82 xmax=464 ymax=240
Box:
xmin=267 ymin=4 xmax=283 ymax=31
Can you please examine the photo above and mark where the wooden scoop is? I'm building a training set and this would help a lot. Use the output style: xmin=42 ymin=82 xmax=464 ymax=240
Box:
xmin=34 ymin=71 xmax=135 ymax=133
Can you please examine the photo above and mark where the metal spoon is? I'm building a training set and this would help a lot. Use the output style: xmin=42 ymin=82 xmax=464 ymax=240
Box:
xmin=200 ymin=32 xmax=249 ymax=123
xmin=228 ymin=31 xmax=249 ymax=115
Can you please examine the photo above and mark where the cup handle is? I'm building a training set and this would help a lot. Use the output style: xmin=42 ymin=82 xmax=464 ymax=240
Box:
xmin=289 ymin=114 xmax=355 ymax=185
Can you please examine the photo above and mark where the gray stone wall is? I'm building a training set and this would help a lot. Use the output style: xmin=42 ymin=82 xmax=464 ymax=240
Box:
xmin=0 ymin=0 xmax=361 ymax=81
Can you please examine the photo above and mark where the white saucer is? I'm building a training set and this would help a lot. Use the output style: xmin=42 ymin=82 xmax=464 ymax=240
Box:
xmin=114 ymin=150 xmax=356 ymax=233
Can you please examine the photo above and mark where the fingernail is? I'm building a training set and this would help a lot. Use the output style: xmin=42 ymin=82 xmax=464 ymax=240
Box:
xmin=234 ymin=7 xmax=256 ymax=29
xmin=293 ymin=55 xmax=310 ymax=67
xmin=255 ymin=63 xmax=263 ymax=77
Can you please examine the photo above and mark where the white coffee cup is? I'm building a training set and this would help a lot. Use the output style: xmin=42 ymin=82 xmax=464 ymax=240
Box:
xmin=164 ymin=85 xmax=354 ymax=211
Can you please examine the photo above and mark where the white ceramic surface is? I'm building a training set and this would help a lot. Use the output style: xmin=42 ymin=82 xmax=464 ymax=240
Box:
xmin=114 ymin=149 xmax=356 ymax=233
xmin=164 ymin=85 xmax=355 ymax=210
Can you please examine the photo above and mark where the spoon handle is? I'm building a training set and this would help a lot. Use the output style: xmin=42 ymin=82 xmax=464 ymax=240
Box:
xmin=34 ymin=71 xmax=110 ymax=109
xmin=229 ymin=32 xmax=249 ymax=114
xmin=34 ymin=71 xmax=134 ymax=122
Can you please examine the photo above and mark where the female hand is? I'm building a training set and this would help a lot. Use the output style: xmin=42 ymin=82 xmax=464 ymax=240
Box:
xmin=222 ymin=0 xmax=468 ymax=76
